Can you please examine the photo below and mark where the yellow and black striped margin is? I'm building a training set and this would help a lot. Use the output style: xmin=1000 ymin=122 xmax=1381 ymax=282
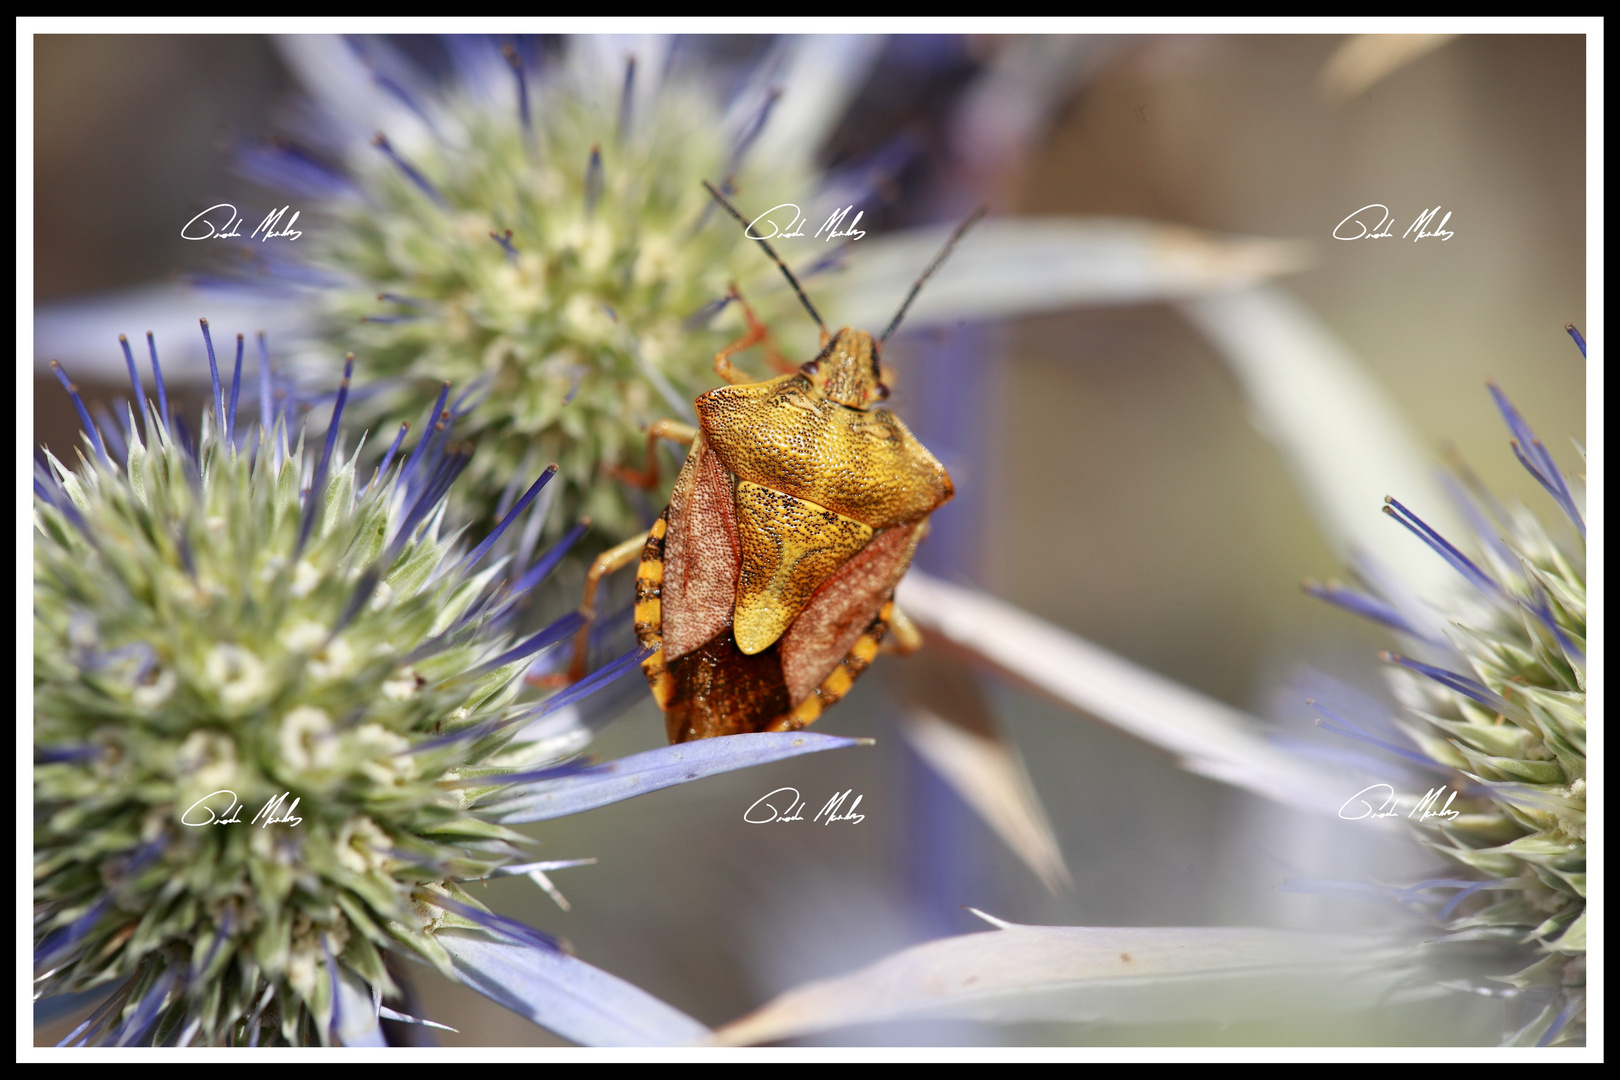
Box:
xmin=769 ymin=598 xmax=892 ymax=732
xmin=635 ymin=512 xmax=674 ymax=709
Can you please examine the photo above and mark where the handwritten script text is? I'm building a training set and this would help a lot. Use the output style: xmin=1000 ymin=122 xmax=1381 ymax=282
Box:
xmin=744 ymin=786 xmax=866 ymax=825
xmin=1333 ymin=204 xmax=1454 ymax=242
xmin=1338 ymin=783 xmax=1461 ymax=823
xmin=746 ymin=204 xmax=866 ymax=243
xmin=182 ymin=204 xmax=302 ymax=242
xmin=181 ymin=790 xmax=303 ymax=828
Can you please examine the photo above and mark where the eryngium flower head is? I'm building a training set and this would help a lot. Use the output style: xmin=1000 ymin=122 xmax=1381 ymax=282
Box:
xmin=243 ymin=37 xmax=826 ymax=543
xmin=34 ymin=339 xmax=598 ymax=1046
xmin=1309 ymin=334 xmax=1586 ymax=1045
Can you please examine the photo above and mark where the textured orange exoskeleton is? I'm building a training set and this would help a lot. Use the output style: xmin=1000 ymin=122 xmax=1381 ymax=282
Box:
xmin=568 ymin=183 xmax=979 ymax=743
xmin=637 ymin=326 xmax=952 ymax=741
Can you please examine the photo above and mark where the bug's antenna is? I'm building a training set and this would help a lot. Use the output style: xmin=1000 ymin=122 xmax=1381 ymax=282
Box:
xmin=879 ymin=205 xmax=988 ymax=346
xmin=702 ymin=180 xmax=827 ymax=336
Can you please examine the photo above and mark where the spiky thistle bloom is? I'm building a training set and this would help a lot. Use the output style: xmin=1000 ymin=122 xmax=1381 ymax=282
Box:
xmin=33 ymin=325 xmax=863 ymax=1046
xmin=1306 ymin=329 xmax=1587 ymax=1045
xmin=237 ymin=36 xmax=846 ymax=544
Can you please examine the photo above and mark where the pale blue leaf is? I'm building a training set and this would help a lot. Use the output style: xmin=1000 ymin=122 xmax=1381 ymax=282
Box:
xmin=438 ymin=930 xmax=709 ymax=1047
xmin=823 ymin=217 xmax=1310 ymax=332
xmin=715 ymin=915 xmax=1422 ymax=1045
xmin=489 ymin=731 xmax=872 ymax=823
xmin=896 ymin=571 xmax=1387 ymax=822
xmin=33 ymin=284 xmax=306 ymax=381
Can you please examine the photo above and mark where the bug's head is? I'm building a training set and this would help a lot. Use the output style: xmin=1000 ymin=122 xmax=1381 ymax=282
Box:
xmin=802 ymin=328 xmax=889 ymax=410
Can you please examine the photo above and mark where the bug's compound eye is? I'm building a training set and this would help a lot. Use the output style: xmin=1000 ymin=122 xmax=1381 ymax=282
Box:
xmin=803 ymin=359 xmax=821 ymax=376
xmin=874 ymin=382 xmax=890 ymax=401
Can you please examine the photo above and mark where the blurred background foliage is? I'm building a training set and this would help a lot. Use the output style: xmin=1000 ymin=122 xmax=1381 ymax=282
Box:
xmin=33 ymin=32 xmax=1586 ymax=1047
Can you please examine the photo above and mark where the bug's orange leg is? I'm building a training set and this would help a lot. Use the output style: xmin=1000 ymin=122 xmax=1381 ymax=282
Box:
xmin=610 ymin=419 xmax=698 ymax=490
xmin=881 ymin=603 xmax=924 ymax=655
xmin=714 ymin=285 xmax=795 ymax=383
xmin=528 ymin=531 xmax=651 ymax=689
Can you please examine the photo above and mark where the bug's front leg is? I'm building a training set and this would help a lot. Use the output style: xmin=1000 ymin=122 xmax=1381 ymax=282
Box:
xmin=713 ymin=285 xmax=805 ymax=383
xmin=611 ymin=418 xmax=698 ymax=490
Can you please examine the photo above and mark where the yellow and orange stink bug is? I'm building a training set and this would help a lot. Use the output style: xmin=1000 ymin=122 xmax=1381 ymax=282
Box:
xmin=565 ymin=183 xmax=982 ymax=743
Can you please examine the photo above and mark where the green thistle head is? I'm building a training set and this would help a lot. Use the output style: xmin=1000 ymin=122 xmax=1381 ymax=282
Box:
xmin=35 ymin=340 xmax=589 ymax=1045
xmin=1309 ymin=332 xmax=1586 ymax=1045
xmin=249 ymin=38 xmax=818 ymax=544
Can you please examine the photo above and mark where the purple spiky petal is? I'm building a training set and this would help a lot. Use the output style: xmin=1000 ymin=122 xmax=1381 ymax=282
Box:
xmin=683 ymin=293 xmax=735 ymax=330
xmin=48 ymin=361 xmax=111 ymax=466
xmin=1564 ymin=323 xmax=1585 ymax=358
xmin=502 ymin=42 xmax=531 ymax=132
xmin=387 ymin=445 xmax=470 ymax=562
xmin=1303 ymin=579 xmax=1442 ymax=643
xmin=1306 ymin=699 xmax=1440 ymax=770
xmin=728 ymin=86 xmax=781 ymax=173
xmin=117 ymin=335 xmax=146 ymax=440
xmin=361 ymin=422 xmax=410 ymax=496
xmin=1538 ymin=991 xmax=1584 ymax=1046
xmin=227 ymin=333 xmax=244 ymax=446
xmin=111 ymin=967 xmax=178 ymax=1047
xmin=584 ymin=144 xmax=602 ymax=215
xmin=200 ymin=319 xmax=226 ymax=437
xmin=461 ymin=465 xmax=557 ymax=571
xmin=145 ymin=332 xmax=171 ymax=434
xmin=1435 ymin=877 xmax=1521 ymax=922
xmin=296 ymin=354 xmax=354 ymax=555
xmin=439 ymin=612 xmax=583 ymax=689
xmin=1487 ymin=382 xmax=1584 ymax=538
xmin=235 ymin=137 xmax=356 ymax=198
xmin=372 ymin=132 xmax=447 ymax=206
xmin=616 ymin=55 xmax=636 ymax=142
xmin=1382 ymin=497 xmax=1510 ymax=603
xmin=494 ymin=521 xmax=590 ymax=618
xmin=1382 ymin=652 xmax=1527 ymax=721
xmin=395 ymin=383 xmax=451 ymax=493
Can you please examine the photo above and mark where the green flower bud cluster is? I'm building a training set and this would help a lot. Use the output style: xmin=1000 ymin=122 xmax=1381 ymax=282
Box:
xmin=1389 ymin=494 xmax=1585 ymax=1044
xmin=1342 ymin=375 xmax=1589 ymax=1046
xmin=283 ymin=58 xmax=810 ymax=545
xmin=34 ymin=396 xmax=571 ymax=1045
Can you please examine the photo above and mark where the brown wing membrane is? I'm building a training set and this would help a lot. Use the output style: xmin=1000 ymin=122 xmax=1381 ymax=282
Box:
xmin=779 ymin=522 xmax=922 ymax=705
xmin=770 ymin=601 xmax=893 ymax=732
xmin=660 ymin=433 xmax=742 ymax=662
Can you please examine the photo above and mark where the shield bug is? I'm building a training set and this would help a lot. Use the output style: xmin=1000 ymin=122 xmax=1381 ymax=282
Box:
xmin=567 ymin=183 xmax=982 ymax=743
